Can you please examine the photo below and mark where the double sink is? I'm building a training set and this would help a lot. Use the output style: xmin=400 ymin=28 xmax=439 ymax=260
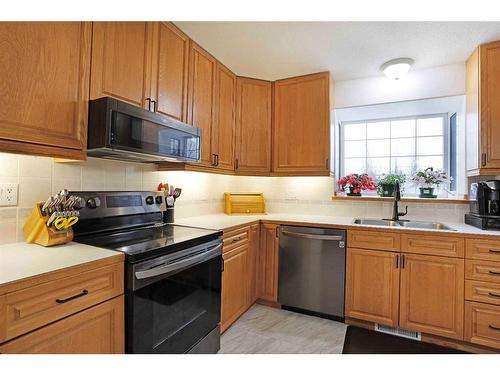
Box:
xmin=353 ymin=218 xmax=456 ymax=231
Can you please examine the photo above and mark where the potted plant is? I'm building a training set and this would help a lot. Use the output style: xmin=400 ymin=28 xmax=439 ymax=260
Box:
xmin=338 ymin=173 xmax=377 ymax=196
xmin=410 ymin=167 xmax=451 ymax=198
xmin=376 ymin=173 xmax=407 ymax=197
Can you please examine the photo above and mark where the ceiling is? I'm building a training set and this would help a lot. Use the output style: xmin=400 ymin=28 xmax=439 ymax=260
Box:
xmin=175 ymin=22 xmax=500 ymax=81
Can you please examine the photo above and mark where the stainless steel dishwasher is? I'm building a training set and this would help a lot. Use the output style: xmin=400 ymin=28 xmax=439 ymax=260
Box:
xmin=278 ymin=225 xmax=346 ymax=320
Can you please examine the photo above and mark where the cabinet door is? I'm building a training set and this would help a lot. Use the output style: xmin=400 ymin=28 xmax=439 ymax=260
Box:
xmin=213 ymin=63 xmax=236 ymax=171
xmin=345 ymin=248 xmax=400 ymax=326
xmin=480 ymin=41 xmax=500 ymax=171
xmin=90 ymin=22 xmax=153 ymax=109
xmin=399 ymin=253 xmax=464 ymax=340
xmin=0 ymin=22 xmax=91 ymax=159
xmin=187 ymin=41 xmax=217 ymax=167
xmin=221 ymin=245 xmax=248 ymax=333
xmin=247 ymin=224 xmax=260 ymax=305
xmin=273 ymin=72 xmax=330 ymax=175
xmin=0 ymin=296 xmax=124 ymax=354
xmin=235 ymin=78 xmax=272 ymax=175
xmin=151 ymin=22 xmax=189 ymax=121
xmin=258 ymin=223 xmax=280 ymax=303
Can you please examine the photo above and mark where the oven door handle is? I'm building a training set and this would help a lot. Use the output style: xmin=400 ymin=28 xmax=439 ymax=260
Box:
xmin=135 ymin=242 xmax=223 ymax=280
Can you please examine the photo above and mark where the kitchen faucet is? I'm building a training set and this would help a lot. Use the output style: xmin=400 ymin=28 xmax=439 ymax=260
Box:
xmin=390 ymin=181 xmax=408 ymax=221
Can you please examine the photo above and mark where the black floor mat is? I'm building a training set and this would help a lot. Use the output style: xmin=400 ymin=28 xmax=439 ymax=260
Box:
xmin=342 ymin=326 xmax=467 ymax=354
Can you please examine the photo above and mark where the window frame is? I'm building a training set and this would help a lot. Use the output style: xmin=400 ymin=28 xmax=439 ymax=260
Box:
xmin=338 ymin=113 xmax=450 ymax=194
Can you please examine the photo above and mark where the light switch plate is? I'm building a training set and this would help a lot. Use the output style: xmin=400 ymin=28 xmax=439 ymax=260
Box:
xmin=0 ymin=183 xmax=18 ymax=206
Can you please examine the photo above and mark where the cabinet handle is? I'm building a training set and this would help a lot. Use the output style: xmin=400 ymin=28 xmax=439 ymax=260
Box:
xmin=325 ymin=158 xmax=329 ymax=169
xmin=215 ymin=154 xmax=219 ymax=166
xmin=151 ymin=100 xmax=157 ymax=112
xmin=275 ymin=226 xmax=279 ymax=238
xmin=235 ymin=159 xmax=239 ymax=170
xmin=489 ymin=325 xmax=500 ymax=331
xmin=146 ymin=97 xmax=152 ymax=111
xmin=489 ymin=270 xmax=500 ymax=276
xmin=482 ymin=153 xmax=487 ymax=167
xmin=212 ymin=154 xmax=217 ymax=166
xmin=401 ymin=254 xmax=405 ymax=269
xmin=56 ymin=289 xmax=88 ymax=304
xmin=395 ymin=254 xmax=399 ymax=269
xmin=231 ymin=236 xmax=244 ymax=243
xmin=221 ymin=257 xmax=225 ymax=273
xmin=488 ymin=292 xmax=500 ymax=298
xmin=489 ymin=249 xmax=500 ymax=254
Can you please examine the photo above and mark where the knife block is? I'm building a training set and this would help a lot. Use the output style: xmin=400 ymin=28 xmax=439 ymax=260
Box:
xmin=23 ymin=203 xmax=74 ymax=247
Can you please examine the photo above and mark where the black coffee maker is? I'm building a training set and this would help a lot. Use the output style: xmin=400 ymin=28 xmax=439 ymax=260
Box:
xmin=465 ymin=180 xmax=500 ymax=230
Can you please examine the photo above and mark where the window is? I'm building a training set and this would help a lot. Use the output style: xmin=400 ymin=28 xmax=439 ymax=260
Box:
xmin=340 ymin=114 xmax=449 ymax=194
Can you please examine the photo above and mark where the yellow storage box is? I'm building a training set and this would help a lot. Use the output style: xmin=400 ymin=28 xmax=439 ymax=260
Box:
xmin=224 ymin=193 xmax=265 ymax=215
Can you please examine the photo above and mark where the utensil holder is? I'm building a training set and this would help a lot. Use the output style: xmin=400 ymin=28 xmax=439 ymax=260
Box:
xmin=163 ymin=207 xmax=174 ymax=223
xmin=23 ymin=203 xmax=73 ymax=247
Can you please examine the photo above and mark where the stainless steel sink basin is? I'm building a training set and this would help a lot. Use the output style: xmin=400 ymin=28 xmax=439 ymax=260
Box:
xmin=353 ymin=218 xmax=456 ymax=231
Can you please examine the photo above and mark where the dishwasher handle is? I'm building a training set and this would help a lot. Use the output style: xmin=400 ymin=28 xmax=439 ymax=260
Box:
xmin=281 ymin=230 xmax=344 ymax=241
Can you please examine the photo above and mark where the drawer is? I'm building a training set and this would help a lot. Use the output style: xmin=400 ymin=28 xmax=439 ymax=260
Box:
xmin=465 ymin=301 xmax=500 ymax=350
xmin=401 ymin=234 xmax=464 ymax=258
xmin=466 ymin=259 xmax=500 ymax=283
xmin=466 ymin=239 xmax=500 ymax=261
xmin=223 ymin=227 xmax=249 ymax=253
xmin=347 ymin=230 xmax=400 ymax=252
xmin=0 ymin=262 xmax=123 ymax=343
xmin=465 ymin=280 xmax=500 ymax=306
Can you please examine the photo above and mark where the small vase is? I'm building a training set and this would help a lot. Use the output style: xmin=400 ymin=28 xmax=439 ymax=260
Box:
xmin=419 ymin=187 xmax=437 ymax=198
xmin=347 ymin=187 xmax=362 ymax=197
xmin=379 ymin=183 xmax=395 ymax=197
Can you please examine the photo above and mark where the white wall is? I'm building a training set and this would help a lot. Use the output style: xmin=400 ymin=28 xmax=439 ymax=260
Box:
xmin=334 ymin=63 xmax=465 ymax=109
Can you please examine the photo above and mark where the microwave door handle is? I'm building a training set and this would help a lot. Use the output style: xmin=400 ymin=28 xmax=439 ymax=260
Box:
xmin=135 ymin=243 xmax=222 ymax=280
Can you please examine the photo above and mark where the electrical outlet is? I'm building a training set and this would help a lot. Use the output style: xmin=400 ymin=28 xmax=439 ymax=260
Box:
xmin=0 ymin=183 xmax=18 ymax=206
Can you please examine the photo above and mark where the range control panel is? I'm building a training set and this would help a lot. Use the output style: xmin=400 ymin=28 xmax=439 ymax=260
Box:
xmin=70 ymin=191 xmax=166 ymax=219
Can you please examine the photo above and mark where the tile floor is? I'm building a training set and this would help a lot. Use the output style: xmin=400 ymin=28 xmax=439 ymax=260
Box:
xmin=219 ymin=304 xmax=347 ymax=354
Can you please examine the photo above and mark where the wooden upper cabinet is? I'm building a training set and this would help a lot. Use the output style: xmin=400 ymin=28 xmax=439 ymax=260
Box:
xmin=466 ymin=40 xmax=500 ymax=176
xmin=90 ymin=22 xmax=153 ymax=109
xmin=187 ymin=41 xmax=217 ymax=167
xmin=0 ymin=22 xmax=91 ymax=160
xmin=213 ymin=63 xmax=236 ymax=171
xmin=273 ymin=72 xmax=331 ymax=176
xmin=345 ymin=248 xmax=400 ymax=326
xmin=235 ymin=78 xmax=272 ymax=175
xmin=150 ymin=22 xmax=189 ymax=121
xmin=399 ymin=253 xmax=464 ymax=340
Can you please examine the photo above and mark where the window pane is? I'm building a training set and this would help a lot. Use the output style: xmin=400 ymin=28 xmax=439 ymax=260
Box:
xmin=391 ymin=119 xmax=415 ymax=138
xmin=391 ymin=138 xmax=415 ymax=157
xmin=344 ymin=158 xmax=366 ymax=174
xmin=417 ymin=117 xmax=444 ymax=136
xmin=367 ymin=157 xmax=390 ymax=177
xmin=367 ymin=139 xmax=390 ymax=157
xmin=344 ymin=123 xmax=366 ymax=140
xmin=417 ymin=136 xmax=443 ymax=155
xmin=416 ymin=156 xmax=443 ymax=171
xmin=367 ymin=121 xmax=390 ymax=139
xmin=391 ymin=156 xmax=417 ymax=176
xmin=344 ymin=140 xmax=366 ymax=158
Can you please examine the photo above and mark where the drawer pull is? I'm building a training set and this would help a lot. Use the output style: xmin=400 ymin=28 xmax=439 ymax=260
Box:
xmin=489 ymin=249 xmax=500 ymax=254
xmin=489 ymin=325 xmax=500 ymax=331
xmin=56 ymin=289 xmax=89 ymax=304
xmin=489 ymin=270 xmax=500 ymax=276
xmin=231 ymin=236 xmax=244 ymax=243
xmin=489 ymin=292 xmax=500 ymax=298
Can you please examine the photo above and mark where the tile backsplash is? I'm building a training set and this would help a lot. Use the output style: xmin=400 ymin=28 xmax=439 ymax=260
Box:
xmin=0 ymin=152 xmax=470 ymax=245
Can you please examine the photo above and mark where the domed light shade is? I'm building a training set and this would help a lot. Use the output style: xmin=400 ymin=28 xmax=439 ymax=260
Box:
xmin=381 ymin=58 xmax=414 ymax=80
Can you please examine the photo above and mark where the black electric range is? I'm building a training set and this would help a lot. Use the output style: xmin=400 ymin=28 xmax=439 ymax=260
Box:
xmin=71 ymin=191 xmax=223 ymax=354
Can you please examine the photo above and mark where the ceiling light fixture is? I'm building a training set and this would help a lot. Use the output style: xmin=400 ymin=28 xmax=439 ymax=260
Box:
xmin=381 ymin=58 xmax=414 ymax=80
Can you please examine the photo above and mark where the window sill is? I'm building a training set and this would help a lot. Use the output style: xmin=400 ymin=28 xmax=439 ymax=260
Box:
xmin=331 ymin=195 xmax=470 ymax=205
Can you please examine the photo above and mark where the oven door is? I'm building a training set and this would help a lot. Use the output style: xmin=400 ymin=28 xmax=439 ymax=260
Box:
xmin=126 ymin=239 xmax=222 ymax=354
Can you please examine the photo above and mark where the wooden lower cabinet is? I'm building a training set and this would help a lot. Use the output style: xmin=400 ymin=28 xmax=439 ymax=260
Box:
xmin=345 ymin=248 xmax=400 ymax=326
xmin=399 ymin=254 xmax=464 ymax=340
xmin=465 ymin=301 xmax=500 ymax=349
xmin=221 ymin=244 xmax=249 ymax=333
xmin=248 ymin=224 xmax=260 ymax=305
xmin=0 ymin=296 xmax=124 ymax=354
xmin=258 ymin=223 xmax=280 ymax=303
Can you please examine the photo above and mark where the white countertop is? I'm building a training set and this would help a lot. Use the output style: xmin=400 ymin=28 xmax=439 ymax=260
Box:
xmin=0 ymin=242 xmax=120 ymax=287
xmin=175 ymin=213 xmax=500 ymax=237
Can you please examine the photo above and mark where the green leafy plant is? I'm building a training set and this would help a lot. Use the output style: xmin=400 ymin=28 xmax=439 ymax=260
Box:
xmin=376 ymin=173 xmax=406 ymax=197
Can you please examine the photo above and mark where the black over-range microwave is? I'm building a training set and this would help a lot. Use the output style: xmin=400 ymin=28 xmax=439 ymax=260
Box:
xmin=87 ymin=97 xmax=201 ymax=163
